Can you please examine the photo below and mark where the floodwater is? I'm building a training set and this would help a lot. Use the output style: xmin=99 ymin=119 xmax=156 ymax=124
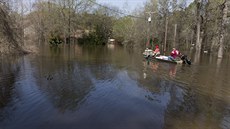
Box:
xmin=0 ymin=44 xmax=229 ymax=129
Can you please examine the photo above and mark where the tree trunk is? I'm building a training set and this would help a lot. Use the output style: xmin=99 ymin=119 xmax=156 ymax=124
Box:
xmin=173 ymin=24 xmax=177 ymax=48
xmin=202 ymin=0 xmax=209 ymax=52
xmin=196 ymin=23 xmax=200 ymax=49
xmin=164 ymin=15 xmax=168 ymax=54
xmin=0 ymin=5 xmax=24 ymax=52
xmin=218 ymin=1 xmax=228 ymax=58
xmin=190 ymin=30 xmax=194 ymax=46
xmin=194 ymin=49 xmax=201 ymax=64
xmin=195 ymin=0 xmax=202 ymax=53
xmin=186 ymin=34 xmax=189 ymax=50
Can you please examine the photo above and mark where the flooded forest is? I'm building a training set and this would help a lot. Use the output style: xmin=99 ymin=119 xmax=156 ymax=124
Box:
xmin=0 ymin=0 xmax=230 ymax=129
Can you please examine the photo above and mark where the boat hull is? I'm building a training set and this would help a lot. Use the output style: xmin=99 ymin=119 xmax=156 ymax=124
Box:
xmin=146 ymin=55 xmax=183 ymax=64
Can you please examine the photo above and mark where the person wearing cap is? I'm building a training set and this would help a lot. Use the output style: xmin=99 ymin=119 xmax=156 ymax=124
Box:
xmin=153 ymin=45 xmax=160 ymax=56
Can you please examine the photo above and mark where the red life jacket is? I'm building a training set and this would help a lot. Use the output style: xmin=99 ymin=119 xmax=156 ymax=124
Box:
xmin=170 ymin=50 xmax=180 ymax=58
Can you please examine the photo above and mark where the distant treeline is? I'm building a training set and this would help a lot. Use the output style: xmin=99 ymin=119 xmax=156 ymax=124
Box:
xmin=0 ymin=0 xmax=229 ymax=58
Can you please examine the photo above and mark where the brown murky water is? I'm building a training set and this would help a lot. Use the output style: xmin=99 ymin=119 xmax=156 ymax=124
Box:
xmin=0 ymin=44 xmax=229 ymax=129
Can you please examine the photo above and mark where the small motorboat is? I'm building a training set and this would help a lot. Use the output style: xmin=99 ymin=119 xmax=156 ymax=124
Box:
xmin=154 ymin=55 xmax=183 ymax=64
xmin=144 ymin=55 xmax=183 ymax=64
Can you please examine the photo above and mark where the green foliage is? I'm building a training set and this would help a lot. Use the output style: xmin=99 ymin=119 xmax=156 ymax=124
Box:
xmin=49 ymin=35 xmax=63 ymax=46
xmin=77 ymin=25 xmax=109 ymax=45
xmin=77 ymin=33 xmax=97 ymax=45
xmin=77 ymin=13 xmax=113 ymax=45
xmin=112 ymin=16 xmax=133 ymax=42
xmin=10 ymin=0 xmax=230 ymax=55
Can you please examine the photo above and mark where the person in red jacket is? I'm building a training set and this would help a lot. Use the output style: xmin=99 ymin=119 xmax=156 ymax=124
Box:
xmin=153 ymin=45 xmax=160 ymax=56
xmin=169 ymin=48 xmax=180 ymax=61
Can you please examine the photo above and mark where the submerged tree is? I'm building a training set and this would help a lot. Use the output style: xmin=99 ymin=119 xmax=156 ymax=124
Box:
xmin=2 ymin=0 xmax=230 ymax=57
xmin=217 ymin=0 xmax=228 ymax=58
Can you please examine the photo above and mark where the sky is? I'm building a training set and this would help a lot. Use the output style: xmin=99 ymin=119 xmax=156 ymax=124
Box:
xmin=97 ymin=0 xmax=147 ymax=11
xmin=97 ymin=0 xmax=194 ymax=11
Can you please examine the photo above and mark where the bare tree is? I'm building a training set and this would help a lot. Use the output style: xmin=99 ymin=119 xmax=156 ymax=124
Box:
xmin=0 ymin=3 xmax=26 ymax=54
xmin=195 ymin=0 xmax=202 ymax=53
xmin=218 ymin=0 xmax=228 ymax=58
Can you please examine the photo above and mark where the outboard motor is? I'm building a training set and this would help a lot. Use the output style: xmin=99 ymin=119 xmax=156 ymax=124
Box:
xmin=181 ymin=55 xmax=191 ymax=65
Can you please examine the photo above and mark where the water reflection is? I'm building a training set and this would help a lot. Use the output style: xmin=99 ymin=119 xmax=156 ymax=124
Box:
xmin=168 ymin=65 xmax=177 ymax=78
xmin=37 ymin=65 xmax=93 ymax=112
xmin=0 ymin=45 xmax=229 ymax=129
xmin=0 ymin=57 xmax=21 ymax=121
xmin=193 ymin=50 xmax=201 ymax=64
xmin=150 ymin=62 xmax=159 ymax=72
xmin=217 ymin=58 xmax=222 ymax=72
xmin=107 ymin=44 xmax=115 ymax=50
xmin=139 ymin=56 xmax=230 ymax=129
xmin=143 ymin=59 xmax=178 ymax=79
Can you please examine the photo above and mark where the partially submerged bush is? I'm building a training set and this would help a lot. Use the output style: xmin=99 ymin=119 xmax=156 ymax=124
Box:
xmin=49 ymin=35 xmax=63 ymax=46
